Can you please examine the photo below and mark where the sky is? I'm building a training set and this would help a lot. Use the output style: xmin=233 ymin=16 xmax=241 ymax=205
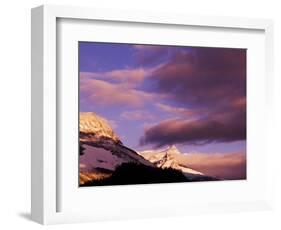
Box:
xmin=79 ymin=42 xmax=246 ymax=159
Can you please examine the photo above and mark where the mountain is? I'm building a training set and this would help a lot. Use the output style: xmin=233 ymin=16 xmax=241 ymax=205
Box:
xmin=79 ymin=112 xmax=216 ymax=186
xmin=80 ymin=112 xmax=120 ymax=143
xmin=139 ymin=145 xmax=208 ymax=179
xmin=79 ymin=112 xmax=154 ymax=185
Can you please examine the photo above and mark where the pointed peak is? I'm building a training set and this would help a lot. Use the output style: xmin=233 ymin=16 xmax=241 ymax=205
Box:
xmin=170 ymin=145 xmax=177 ymax=150
xmin=80 ymin=112 xmax=120 ymax=142
xmin=166 ymin=145 xmax=181 ymax=155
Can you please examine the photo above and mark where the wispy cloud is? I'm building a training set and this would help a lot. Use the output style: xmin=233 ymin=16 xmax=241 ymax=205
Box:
xmin=80 ymin=65 xmax=159 ymax=86
xmin=151 ymin=48 xmax=246 ymax=106
xmin=121 ymin=110 xmax=156 ymax=120
xmin=139 ymin=47 xmax=246 ymax=147
xmin=81 ymin=79 xmax=156 ymax=108
xmin=140 ymin=107 xmax=246 ymax=147
xmin=156 ymin=103 xmax=203 ymax=117
xmin=176 ymin=152 xmax=246 ymax=180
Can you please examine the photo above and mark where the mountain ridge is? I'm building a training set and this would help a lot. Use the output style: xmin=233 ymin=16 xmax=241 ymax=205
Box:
xmin=79 ymin=112 xmax=216 ymax=185
xmin=80 ymin=112 xmax=120 ymax=143
xmin=79 ymin=112 xmax=155 ymax=184
xmin=139 ymin=145 xmax=206 ymax=178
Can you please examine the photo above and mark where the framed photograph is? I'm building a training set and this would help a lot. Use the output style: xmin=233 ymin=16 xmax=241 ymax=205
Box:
xmin=31 ymin=5 xmax=274 ymax=225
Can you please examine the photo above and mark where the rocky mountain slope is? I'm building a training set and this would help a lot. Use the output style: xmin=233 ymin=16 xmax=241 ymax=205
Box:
xmin=79 ymin=112 xmax=216 ymax=185
xmin=139 ymin=145 xmax=212 ymax=179
xmin=80 ymin=112 xmax=120 ymax=142
xmin=79 ymin=112 xmax=154 ymax=184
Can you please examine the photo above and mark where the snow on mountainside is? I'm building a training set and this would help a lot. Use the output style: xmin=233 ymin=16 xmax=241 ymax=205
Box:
xmin=79 ymin=112 xmax=215 ymax=185
xmin=139 ymin=145 xmax=205 ymax=178
xmin=79 ymin=112 xmax=154 ymax=184
xmin=80 ymin=112 xmax=120 ymax=142
xmin=80 ymin=144 xmax=125 ymax=172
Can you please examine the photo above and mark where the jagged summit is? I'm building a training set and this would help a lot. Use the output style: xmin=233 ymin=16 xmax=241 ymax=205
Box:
xmin=80 ymin=112 xmax=120 ymax=142
xmin=141 ymin=145 xmax=181 ymax=160
xmin=166 ymin=145 xmax=181 ymax=156
xmin=79 ymin=112 xmax=154 ymax=184
xmin=139 ymin=145 xmax=204 ymax=177
xmin=79 ymin=112 xmax=212 ymax=185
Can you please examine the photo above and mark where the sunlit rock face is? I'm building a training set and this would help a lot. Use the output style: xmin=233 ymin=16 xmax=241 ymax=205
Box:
xmin=80 ymin=112 xmax=120 ymax=143
xmin=79 ymin=112 xmax=215 ymax=186
xmin=139 ymin=145 xmax=205 ymax=178
xmin=79 ymin=112 xmax=154 ymax=185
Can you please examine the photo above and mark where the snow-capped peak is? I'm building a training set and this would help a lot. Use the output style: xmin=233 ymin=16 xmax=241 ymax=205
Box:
xmin=166 ymin=145 xmax=181 ymax=156
xmin=80 ymin=112 xmax=120 ymax=142
xmin=139 ymin=145 xmax=204 ymax=177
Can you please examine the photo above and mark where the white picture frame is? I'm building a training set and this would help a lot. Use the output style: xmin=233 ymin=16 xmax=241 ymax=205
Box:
xmin=31 ymin=5 xmax=274 ymax=225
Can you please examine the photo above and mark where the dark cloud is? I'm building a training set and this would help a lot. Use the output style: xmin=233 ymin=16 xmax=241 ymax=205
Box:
xmin=133 ymin=45 xmax=185 ymax=67
xmin=140 ymin=116 xmax=246 ymax=147
xmin=136 ymin=48 xmax=168 ymax=67
xmin=140 ymin=101 xmax=246 ymax=147
xmin=151 ymin=47 xmax=246 ymax=107
xmin=140 ymin=47 xmax=246 ymax=147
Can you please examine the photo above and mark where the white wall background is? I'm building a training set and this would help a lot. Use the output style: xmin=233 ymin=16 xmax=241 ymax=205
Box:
xmin=0 ymin=0 xmax=280 ymax=229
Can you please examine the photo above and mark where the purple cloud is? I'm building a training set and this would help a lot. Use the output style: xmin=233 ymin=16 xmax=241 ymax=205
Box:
xmin=150 ymin=47 xmax=246 ymax=106
xmin=155 ymin=103 xmax=205 ymax=118
xmin=139 ymin=47 xmax=246 ymax=147
xmin=140 ymin=101 xmax=246 ymax=147
xmin=121 ymin=110 xmax=156 ymax=120
xmin=133 ymin=44 xmax=179 ymax=67
xmin=80 ymin=79 xmax=156 ymax=108
xmin=80 ymin=67 xmax=154 ymax=85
